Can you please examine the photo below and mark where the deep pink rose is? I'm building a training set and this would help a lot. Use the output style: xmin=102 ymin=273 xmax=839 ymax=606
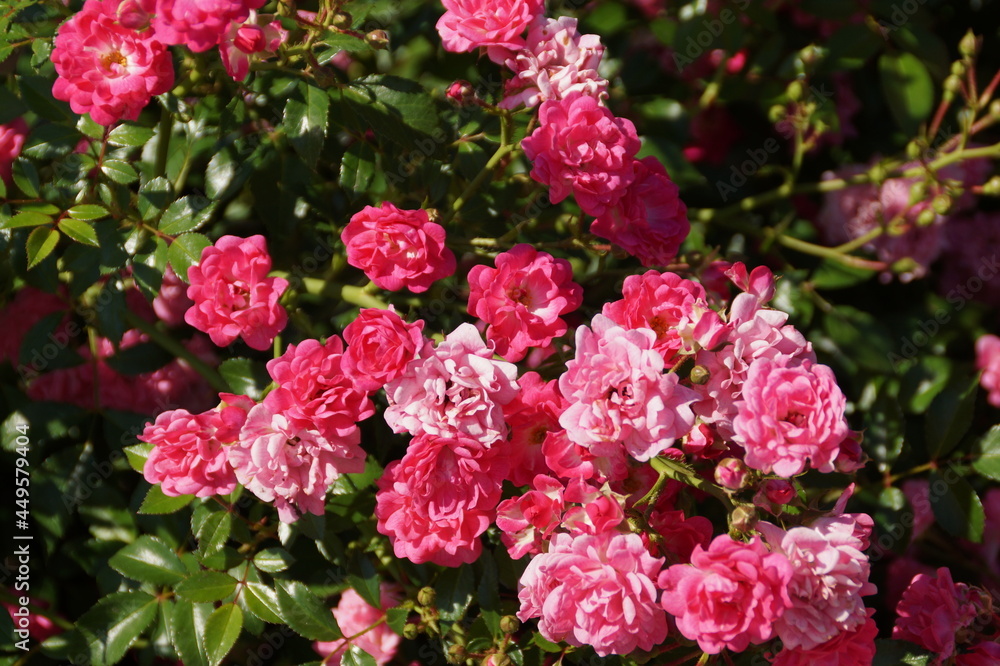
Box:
xmin=733 ymin=356 xmax=852 ymax=477
xmin=659 ymin=535 xmax=793 ymax=654
xmin=502 ymin=372 xmax=566 ymax=486
xmin=153 ymin=0 xmax=266 ymax=52
xmin=558 ymin=314 xmax=698 ymax=462
xmin=375 ymin=433 xmax=508 ymax=567
xmin=435 ymin=0 xmax=544 ymax=58
xmin=230 ymin=403 xmax=366 ymax=523
xmin=220 ymin=12 xmax=287 ymax=82
xmin=521 ymin=93 xmax=641 ymax=217
xmin=0 ymin=286 xmax=68 ymax=367
xmin=52 ymin=0 xmax=174 ymax=126
xmin=384 ymin=324 xmax=519 ymax=446
xmin=313 ymin=585 xmax=402 ymax=666
xmin=559 ymin=478 xmax=626 ymax=537
xmin=645 ymin=509 xmax=712 ymax=563
xmin=342 ymin=203 xmax=456 ymax=293
xmin=264 ymin=337 xmax=374 ymax=438
xmin=500 ymin=17 xmax=607 ymax=109
xmin=770 ymin=608 xmax=878 ymax=666
xmin=976 ymin=334 xmax=1000 ymax=407
xmin=467 ymin=244 xmax=583 ymax=362
xmin=343 ymin=307 xmax=426 ymax=392
xmin=591 ymin=157 xmax=691 ymax=267
xmin=0 ymin=118 xmax=28 ymax=185
xmin=496 ymin=475 xmax=565 ymax=559
xmin=185 ymin=235 xmax=288 ymax=351
xmin=517 ymin=531 xmax=668 ymax=656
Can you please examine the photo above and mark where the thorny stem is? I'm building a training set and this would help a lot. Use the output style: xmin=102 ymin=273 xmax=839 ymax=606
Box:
xmin=650 ymin=456 xmax=733 ymax=510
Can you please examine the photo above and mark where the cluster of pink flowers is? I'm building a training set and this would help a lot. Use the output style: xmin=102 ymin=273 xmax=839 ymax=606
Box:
xmin=51 ymin=0 xmax=286 ymax=125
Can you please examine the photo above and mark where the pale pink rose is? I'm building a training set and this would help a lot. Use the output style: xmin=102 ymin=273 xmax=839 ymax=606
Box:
xmin=502 ymin=372 xmax=566 ymax=486
xmin=343 ymin=308 xmax=426 ymax=392
xmin=500 ymin=17 xmax=607 ymax=110
xmin=496 ymin=475 xmax=565 ymax=559
xmin=591 ymin=157 xmax=691 ymax=267
xmin=558 ymin=314 xmax=698 ymax=462
xmin=659 ymin=535 xmax=792 ymax=654
xmin=230 ymin=403 xmax=366 ymax=523
xmin=264 ymin=337 xmax=374 ymax=438
xmin=770 ymin=608 xmax=878 ymax=666
xmin=220 ymin=12 xmax=287 ymax=82
xmin=758 ymin=518 xmax=876 ymax=650
xmin=467 ymin=244 xmax=583 ymax=362
xmin=602 ymin=270 xmax=726 ymax=368
xmin=521 ymin=93 xmax=641 ymax=217
xmin=313 ymin=586 xmax=402 ymax=666
xmin=517 ymin=531 xmax=668 ymax=656
xmin=342 ymin=203 xmax=456 ymax=293
xmin=375 ymin=432 xmax=507 ymax=567
xmin=185 ymin=235 xmax=288 ymax=351
xmin=645 ymin=509 xmax=712 ymax=563
xmin=384 ymin=323 xmax=518 ymax=446
xmin=153 ymin=265 xmax=194 ymax=328
xmin=893 ymin=567 xmax=993 ymax=664
xmin=0 ymin=118 xmax=28 ymax=185
xmin=153 ymin=0 xmax=266 ymax=52
xmin=52 ymin=0 xmax=174 ymax=126
xmin=733 ymin=356 xmax=852 ymax=477
xmin=976 ymin=334 xmax=1000 ymax=407
xmin=140 ymin=397 xmax=252 ymax=497
xmin=435 ymin=0 xmax=543 ymax=58
xmin=0 ymin=286 xmax=68 ymax=366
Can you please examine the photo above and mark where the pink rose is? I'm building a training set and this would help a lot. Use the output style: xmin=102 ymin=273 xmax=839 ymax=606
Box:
xmin=659 ymin=535 xmax=792 ymax=654
xmin=591 ymin=157 xmax=691 ymax=267
xmin=314 ymin=586 xmax=402 ymax=666
xmin=435 ymin=0 xmax=544 ymax=58
xmin=52 ymin=0 xmax=174 ymax=126
xmin=733 ymin=356 xmax=852 ymax=477
xmin=770 ymin=609 xmax=878 ymax=666
xmin=264 ymin=337 xmax=374 ymax=438
xmin=140 ymin=397 xmax=253 ymax=497
xmin=230 ymin=403 xmax=366 ymax=523
xmin=0 ymin=286 xmax=68 ymax=367
xmin=645 ymin=509 xmax=712 ymax=563
xmin=467 ymin=244 xmax=583 ymax=362
xmin=502 ymin=372 xmax=566 ymax=486
xmin=500 ymin=17 xmax=607 ymax=109
xmin=976 ymin=334 xmax=1000 ymax=407
xmin=342 ymin=203 xmax=456 ymax=293
xmin=517 ymin=531 xmax=668 ymax=656
xmin=0 ymin=118 xmax=28 ymax=185
xmin=185 ymin=235 xmax=288 ymax=351
xmin=559 ymin=478 xmax=626 ymax=537
xmin=220 ymin=12 xmax=287 ymax=82
xmin=152 ymin=265 xmax=194 ymax=328
xmin=496 ymin=475 xmax=565 ymax=559
xmin=343 ymin=308 xmax=426 ymax=392
xmin=384 ymin=324 xmax=518 ymax=446
xmin=558 ymin=315 xmax=698 ymax=462
xmin=153 ymin=0 xmax=266 ymax=52
xmin=375 ymin=433 xmax=507 ymax=567
xmin=521 ymin=93 xmax=641 ymax=217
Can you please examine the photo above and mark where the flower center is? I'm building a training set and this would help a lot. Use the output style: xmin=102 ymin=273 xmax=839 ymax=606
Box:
xmin=507 ymin=285 xmax=531 ymax=306
xmin=101 ymin=50 xmax=128 ymax=71
xmin=784 ymin=411 xmax=807 ymax=427
xmin=649 ymin=315 xmax=670 ymax=339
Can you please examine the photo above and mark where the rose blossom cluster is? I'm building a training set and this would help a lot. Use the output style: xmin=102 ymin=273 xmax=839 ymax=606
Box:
xmin=51 ymin=0 xmax=286 ymax=125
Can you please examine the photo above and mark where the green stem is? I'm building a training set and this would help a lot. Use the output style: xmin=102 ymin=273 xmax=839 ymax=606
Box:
xmin=650 ymin=456 xmax=733 ymax=510
xmin=443 ymin=142 xmax=514 ymax=225
xmin=124 ymin=311 xmax=229 ymax=394
xmin=774 ymin=233 xmax=888 ymax=270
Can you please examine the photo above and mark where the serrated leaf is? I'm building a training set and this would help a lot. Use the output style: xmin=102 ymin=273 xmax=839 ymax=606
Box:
xmin=12 ymin=158 xmax=39 ymax=197
xmin=284 ymin=83 xmax=330 ymax=168
xmin=347 ymin=554 xmax=381 ymax=610
xmin=196 ymin=510 xmax=232 ymax=556
xmin=873 ymin=639 xmax=933 ymax=665
xmin=973 ymin=426 xmax=1000 ymax=481
xmin=59 ymin=217 xmax=100 ymax=247
xmin=168 ymin=600 xmax=212 ymax=666
xmin=101 ymin=159 xmax=139 ymax=184
xmin=108 ymin=124 xmax=155 ymax=147
xmin=930 ymin=468 xmax=985 ymax=543
xmin=159 ymin=195 xmax=215 ymax=235
xmin=2 ymin=210 xmax=52 ymax=230
xmin=205 ymin=603 xmax=242 ymax=666
xmin=68 ymin=204 xmax=110 ymax=221
xmin=341 ymin=645 xmax=378 ymax=666
xmin=385 ymin=607 xmax=409 ymax=636
xmin=926 ymin=375 xmax=978 ymax=459
xmin=139 ymin=485 xmax=195 ymax=515
xmin=77 ymin=591 xmax=158 ymax=665
xmin=219 ymin=357 xmax=270 ymax=400
xmin=253 ymin=547 xmax=295 ymax=573
xmin=337 ymin=75 xmax=443 ymax=153
xmin=109 ymin=535 xmax=187 ymax=585
xmin=138 ymin=177 xmax=173 ymax=221
xmin=242 ymin=582 xmax=284 ymax=624
xmin=124 ymin=443 xmax=153 ymax=473
xmin=167 ymin=232 xmax=211 ymax=282
xmin=340 ymin=141 xmax=376 ymax=200
xmin=275 ymin=580 xmax=342 ymax=641
xmin=175 ymin=572 xmax=239 ymax=603
xmin=436 ymin=564 xmax=474 ymax=622
xmin=26 ymin=227 xmax=60 ymax=270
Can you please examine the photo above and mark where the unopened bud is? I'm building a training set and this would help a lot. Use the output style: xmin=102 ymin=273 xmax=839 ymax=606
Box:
xmin=446 ymin=80 xmax=476 ymax=106
xmin=916 ymin=207 xmax=938 ymax=227
xmin=729 ymin=505 xmax=757 ymax=533
xmin=767 ymin=104 xmax=786 ymax=124
xmin=499 ymin=615 xmax=520 ymax=634
xmin=761 ymin=479 xmax=796 ymax=505
xmin=951 ymin=61 xmax=966 ymax=77
xmin=331 ymin=12 xmax=352 ymax=29
xmin=446 ymin=644 xmax=466 ymax=664
xmin=483 ymin=655 xmax=511 ymax=666
xmin=365 ymin=29 xmax=389 ymax=49
xmin=905 ymin=140 xmax=923 ymax=161
xmin=786 ymin=80 xmax=804 ymax=102
xmin=402 ymin=623 xmax=420 ymax=640
xmin=960 ymin=30 xmax=979 ymax=58
xmin=982 ymin=176 xmax=1000 ymax=196
xmin=990 ymin=100 xmax=1000 ymax=118
xmin=689 ymin=365 xmax=710 ymax=385
xmin=417 ymin=586 xmax=436 ymax=607
xmin=714 ymin=458 xmax=750 ymax=491
xmin=944 ymin=75 xmax=964 ymax=95
xmin=908 ymin=180 xmax=928 ymax=205
xmin=932 ymin=193 xmax=952 ymax=215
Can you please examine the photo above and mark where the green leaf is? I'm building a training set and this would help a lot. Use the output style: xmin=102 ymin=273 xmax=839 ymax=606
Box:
xmin=168 ymin=600 xmax=212 ymax=666
xmin=385 ymin=607 xmax=409 ymax=636
xmin=204 ymin=603 xmax=242 ymax=666
xmin=899 ymin=356 xmax=951 ymax=414
xmin=973 ymin=426 xmax=1000 ymax=481
xmin=925 ymin=375 xmax=978 ymax=459
xmin=159 ymin=195 xmax=216 ymax=235
xmin=274 ymin=579 xmax=342 ymax=641
xmin=138 ymin=177 xmax=174 ymax=221
xmin=195 ymin=510 xmax=232 ymax=556
xmin=242 ymin=582 xmax=284 ymax=624
xmin=341 ymin=645 xmax=378 ymax=666
xmin=477 ymin=552 xmax=501 ymax=637
xmin=26 ymin=227 xmax=60 ymax=270
xmin=340 ymin=141 xmax=377 ymax=200
xmin=167 ymin=232 xmax=212 ymax=283
xmin=101 ymin=159 xmax=139 ymax=184
xmin=931 ymin=468 xmax=985 ymax=543
xmin=139 ymin=485 xmax=195 ymax=515
xmin=347 ymin=554 xmax=381 ymax=610
xmin=105 ymin=341 xmax=173 ymax=375
xmin=810 ymin=259 xmax=875 ymax=290
xmin=337 ymin=75 xmax=443 ymax=153
xmin=108 ymin=123 xmax=155 ymax=148
xmin=77 ymin=591 xmax=158 ymax=665
xmin=175 ymin=572 xmax=239 ymax=603
xmin=219 ymin=357 xmax=270 ymax=400
xmin=879 ymin=52 xmax=934 ymax=136
xmin=253 ymin=547 xmax=295 ymax=573
xmin=284 ymin=83 xmax=331 ymax=168
xmin=124 ymin=443 xmax=153 ymax=473
xmin=22 ymin=123 xmax=79 ymax=159
xmin=109 ymin=535 xmax=187 ymax=585
xmin=2 ymin=211 xmax=52 ymax=230
xmin=436 ymin=564 xmax=475 ymax=622
xmin=873 ymin=639 xmax=934 ymax=665
xmin=12 ymin=158 xmax=40 ymax=197
xmin=18 ymin=75 xmax=73 ymax=123
xmin=59 ymin=217 xmax=100 ymax=247
xmin=68 ymin=204 xmax=110 ymax=221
